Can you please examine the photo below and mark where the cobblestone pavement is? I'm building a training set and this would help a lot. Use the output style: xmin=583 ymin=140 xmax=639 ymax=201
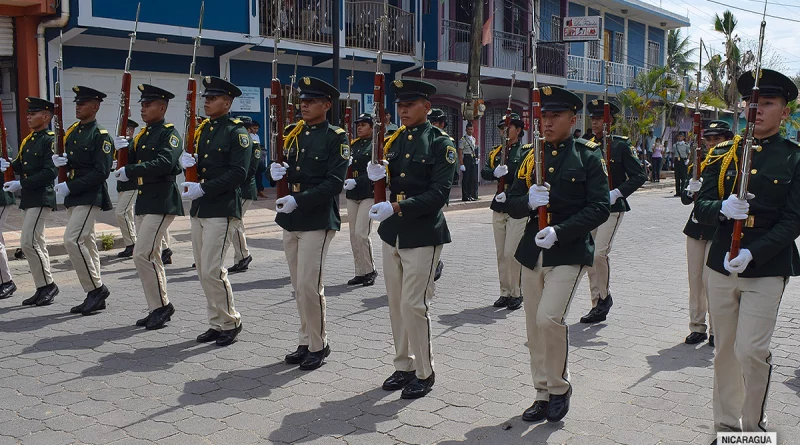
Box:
xmin=0 ymin=185 xmax=798 ymax=445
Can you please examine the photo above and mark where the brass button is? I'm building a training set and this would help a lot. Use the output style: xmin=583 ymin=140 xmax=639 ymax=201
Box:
xmin=146 ymin=132 xmax=150 ymax=135
xmin=548 ymin=167 xmax=554 ymax=173
xmin=70 ymin=151 xmax=73 ymax=155
xmin=552 ymin=150 xmax=558 ymax=156
xmin=315 ymin=156 xmax=319 ymax=160
xmin=407 ymin=135 xmax=413 ymax=140
xmin=218 ymin=148 xmax=221 ymax=151
xmin=23 ymin=162 xmax=27 ymax=165
xmin=751 ymin=169 xmax=757 ymax=174
xmin=756 ymin=146 xmax=762 ymax=152
xmin=774 ymin=179 xmax=778 ymax=184
xmin=400 ymin=173 xmax=406 ymax=177
xmin=546 ymin=203 xmax=550 ymax=208
xmin=138 ymin=190 xmax=142 ymax=195
xmin=206 ymin=140 xmax=210 ymax=144
xmin=204 ymin=154 xmax=208 ymax=158
xmin=421 ymin=159 xmax=425 ymax=163
xmin=301 ymin=149 xmax=305 ymax=153
xmin=141 ymin=145 xmax=146 ymax=149
xmin=305 ymin=131 xmax=310 ymax=136
xmin=202 ymin=168 xmax=207 ymax=172
xmin=405 ymin=154 xmax=410 ymax=158
xmin=210 ymin=128 xmax=214 ymax=131
xmin=571 ymin=178 xmax=576 ymax=182
xmin=295 ymin=166 xmax=300 ymax=171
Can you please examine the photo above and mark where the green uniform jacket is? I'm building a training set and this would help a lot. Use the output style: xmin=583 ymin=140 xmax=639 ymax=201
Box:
xmin=480 ymin=141 xmax=532 ymax=213
xmin=63 ymin=120 xmax=113 ymax=210
xmin=276 ymin=120 xmax=349 ymax=232
xmin=190 ymin=115 xmax=251 ymax=219
xmin=681 ymin=190 xmax=717 ymax=240
xmin=695 ymin=133 xmax=800 ymax=277
xmin=240 ymin=138 xmax=259 ymax=201
xmin=592 ymin=135 xmax=647 ymax=212
xmin=115 ymin=138 xmax=137 ymax=193
xmin=124 ymin=120 xmax=185 ymax=217
xmin=377 ymin=122 xmax=456 ymax=249
xmin=345 ymin=137 xmax=374 ymax=201
xmin=506 ymin=137 xmax=610 ymax=269
xmin=11 ymin=129 xmax=56 ymax=210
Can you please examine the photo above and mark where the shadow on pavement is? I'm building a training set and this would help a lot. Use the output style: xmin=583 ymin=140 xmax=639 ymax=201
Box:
xmin=435 ymin=305 xmax=513 ymax=339
xmin=437 ymin=419 xmax=560 ymax=444
xmin=569 ymin=322 xmax=608 ymax=348
xmin=785 ymin=368 xmax=800 ymax=396
xmin=21 ymin=325 xmax=142 ymax=353
xmin=0 ymin=311 xmax=81 ymax=333
xmin=342 ymin=294 xmax=388 ymax=319
xmin=240 ymin=237 xmax=286 ymax=251
xmin=230 ymin=276 xmax=292 ymax=292
xmin=630 ymin=341 xmax=712 ymax=388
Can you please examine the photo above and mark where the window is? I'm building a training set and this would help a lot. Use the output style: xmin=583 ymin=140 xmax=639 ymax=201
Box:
xmin=588 ymin=40 xmax=600 ymax=59
xmin=551 ymin=15 xmax=561 ymax=41
xmin=613 ymin=31 xmax=624 ymax=63
xmin=504 ymin=2 xmax=525 ymax=35
xmin=648 ymin=41 xmax=660 ymax=67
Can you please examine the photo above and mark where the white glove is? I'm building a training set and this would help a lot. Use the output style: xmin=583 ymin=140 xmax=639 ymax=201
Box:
xmin=685 ymin=159 xmax=689 ymax=166
xmin=686 ymin=178 xmax=702 ymax=193
xmin=528 ymin=183 xmax=550 ymax=209
xmin=180 ymin=151 xmax=197 ymax=169
xmin=270 ymin=162 xmax=289 ymax=181
xmin=459 ymin=165 xmax=466 ymax=172
xmin=52 ymin=154 xmax=68 ymax=168
xmin=275 ymin=195 xmax=298 ymax=213
xmin=114 ymin=168 xmax=129 ymax=182
xmin=55 ymin=182 xmax=70 ymax=197
xmin=720 ymin=194 xmax=752 ymax=220
xmin=369 ymin=201 xmax=394 ymax=222
xmin=348 ymin=157 xmax=353 ymax=166
xmin=3 ymin=180 xmax=20 ymax=193
xmin=724 ymin=248 xmax=753 ymax=274
xmin=113 ymin=136 xmax=129 ymax=150
xmin=0 ymin=158 xmax=9 ymax=172
xmin=180 ymin=181 xmax=205 ymax=200
xmin=343 ymin=178 xmax=357 ymax=191
xmin=112 ymin=160 xmax=118 ymax=170
xmin=367 ymin=160 xmax=388 ymax=182
xmin=493 ymin=164 xmax=509 ymax=178
xmin=609 ymin=189 xmax=623 ymax=205
xmin=494 ymin=192 xmax=507 ymax=203
xmin=535 ymin=226 xmax=558 ymax=249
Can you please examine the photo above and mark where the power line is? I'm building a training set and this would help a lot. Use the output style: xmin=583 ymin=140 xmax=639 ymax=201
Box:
xmin=705 ymin=0 xmax=800 ymax=23
xmin=738 ymin=0 xmax=799 ymax=8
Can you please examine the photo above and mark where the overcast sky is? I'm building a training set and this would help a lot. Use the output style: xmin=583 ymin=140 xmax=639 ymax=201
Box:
xmin=640 ymin=0 xmax=800 ymax=75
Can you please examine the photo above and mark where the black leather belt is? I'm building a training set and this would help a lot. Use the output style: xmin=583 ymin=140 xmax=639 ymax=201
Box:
xmin=138 ymin=175 xmax=176 ymax=185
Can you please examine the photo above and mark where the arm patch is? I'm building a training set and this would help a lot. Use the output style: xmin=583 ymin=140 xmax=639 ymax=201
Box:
xmin=446 ymin=146 xmax=457 ymax=164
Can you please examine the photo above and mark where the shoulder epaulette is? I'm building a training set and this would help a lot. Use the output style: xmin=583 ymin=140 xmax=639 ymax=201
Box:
xmin=230 ymin=117 xmax=242 ymax=124
xmin=284 ymin=123 xmax=297 ymax=132
xmin=350 ymin=137 xmax=360 ymax=145
xmin=99 ymin=129 xmax=109 ymax=135
xmin=711 ymin=139 xmax=735 ymax=154
xmin=576 ymin=138 xmax=599 ymax=149
xmin=164 ymin=123 xmax=174 ymax=128
xmin=334 ymin=127 xmax=346 ymax=135
xmin=521 ymin=143 xmax=533 ymax=150
xmin=612 ymin=135 xmax=629 ymax=141
xmin=47 ymin=131 xmax=55 ymax=136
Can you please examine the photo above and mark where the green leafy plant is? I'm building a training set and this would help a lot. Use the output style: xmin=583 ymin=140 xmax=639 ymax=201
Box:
xmin=99 ymin=233 xmax=116 ymax=251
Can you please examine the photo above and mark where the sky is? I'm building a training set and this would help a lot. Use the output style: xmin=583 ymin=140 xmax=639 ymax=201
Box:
xmin=639 ymin=0 xmax=800 ymax=76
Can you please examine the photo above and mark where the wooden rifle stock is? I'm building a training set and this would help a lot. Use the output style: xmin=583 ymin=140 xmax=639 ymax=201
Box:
xmin=344 ymin=106 xmax=353 ymax=179
xmin=116 ymin=72 xmax=132 ymax=168
xmin=184 ymin=77 xmax=198 ymax=183
xmin=497 ymin=112 xmax=513 ymax=194
xmin=372 ymin=72 xmax=386 ymax=203
xmin=270 ymin=77 xmax=289 ymax=199
xmin=53 ymin=96 xmax=67 ymax=183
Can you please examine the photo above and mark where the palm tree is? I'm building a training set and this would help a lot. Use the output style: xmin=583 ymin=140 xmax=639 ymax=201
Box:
xmin=713 ymin=10 xmax=743 ymax=130
xmin=666 ymin=29 xmax=695 ymax=76
xmin=702 ymin=53 xmax=726 ymax=119
xmin=616 ymin=66 xmax=682 ymax=149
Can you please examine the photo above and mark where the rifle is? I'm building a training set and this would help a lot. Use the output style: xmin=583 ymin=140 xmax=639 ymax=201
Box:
xmin=115 ymin=2 xmax=141 ymax=169
xmin=530 ymin=12 xmax=547 ymax=230
xmin=286 ymin=53 xmax=299 ymax=126
xmin=345 ymin=54 xmax=355 ymax=179
xmin=270 ymin=0 xmax=289 ymax=199
xmin=691 ymin=39 xmax=704 ymax=197
xmin=54 ymin=31 xmax=67 ymax=183
xmin=731 ymin=1 xmax=768 ymax=259
xmin=497 ymin=66 xmax=517 ymax=194
xmin=183 ymin=1 xmax=204 ymax=188
xmin=371 ymin=0 xmax=388 ymax=203
xmin=603 ymin=61 xmax=612 ymax=188
xmin=0 ymin=100 xmax=12 ymax=182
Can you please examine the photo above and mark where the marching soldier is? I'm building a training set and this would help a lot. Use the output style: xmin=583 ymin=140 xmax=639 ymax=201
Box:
xmin=114 ymin=119 xmax=140 ymax=258
xmin=113 ymin=84 xmax=183 ymax=330
xmin=180 ymin=76 xmax=249 ymax=346
xmin=506 ymin=87 xmax=609 ymax=422
xmin=367 ymin=79 xmax=456 ymax=399
xmin=227 ymin=116 xmax=258 ymax=274
xmin=1 ymin=98 xmax=58 ymax=304
xmin=52 ymin=86 xmax=113 ymax=315
xmin=579 ymin=100 xmax=646 ymax=323
xmin=344 ymin=113 xmax=378 ymax=287
xmin=695 ymin=69 xmax=800 ymax=438
xmin=0 ymin=107 xmax=27 ymax=301
xmin=481 ymin=113 xmax=530 ymax=310
xmin=270 ymin=77 xmax=348 ymax=370
xmin=673 ymin=132 xmax=691 ymax=197
xmin=682 ymin=120 xmax=733 ymax=347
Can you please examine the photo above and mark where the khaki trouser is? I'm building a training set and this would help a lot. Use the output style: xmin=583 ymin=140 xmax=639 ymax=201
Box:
xmin=0 ymin=206 xmax=12 ymax=284
xmin=707 ymin=269 xmax=787 ymax=433
xmin=21 ymin=207 xmax=52 ymax=288
xmin=587 ymin=211 xmax=624 ymax=306
xmin=136 ymin=214 xmax=170 ymax=251
xmin=64 ymin=205 xmax=102 ymax=292
xmin=346 ymin=198 xmax=375 ymax=276
xmin=134 ymin=214 xmax=175 ymax=311
xmin=492 ymin=211 xmax=526 ymax=298
xmin=522 ymin=253 xmax=585 ymax=400
xmin=231 ymin=199 xmax=252 ymax=263
xmin=283 ymin=229 xmax=335 ymax=352
xmin=383 ymin=240 xmax=442 ymax=380
xmin=687 ymin=237 xmax=713 ymax=335
xmin=115 ymin=189 xmax=137 ymax=246
xmin=191 ymin=217 xmax=241 ymax=331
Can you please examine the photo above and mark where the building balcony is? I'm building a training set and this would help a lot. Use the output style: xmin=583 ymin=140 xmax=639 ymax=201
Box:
xmin=567 ymin=54 xmax=688 ymax=90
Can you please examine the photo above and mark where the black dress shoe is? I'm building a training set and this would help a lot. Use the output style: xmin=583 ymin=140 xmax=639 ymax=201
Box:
xmin=34 ymin=283 xmax=59 ymax=306
xmin=382 ymin=370 xmax=416 ymax=391
xmin=117 ymin=245 xmax=135 ymax=258
xmin=522 ymin=400 xmax=549 ymax=422
xmin=161 ymin=248 xmax=173 ymax=265
xmin=0 ymin=281 xmax=16 ymax=299
xmin=580 ymin=295 xmax=613 ymax=323
xmin=493 ymin=296 xmax=510 ymax=308
xmin=685 ymin=332 xmax=708 ymax=345
xmin=506 ymin=296 xmax=523 ymax=310
xmin=708 ymin=335 xmax=715 ymax=347
xmin=238 ymin=255 xmax=252 ymax=270
xmin=434 ymin=260 xmax=444 ymax=282
xmin=146 ymin=303 xmax=175 ymax=330
xmin=22 ymin=288 xmax=43 ymax=306
xmin=299 ymin=344 xmax=330 ymax=370
xmin=216 ymin=323 xmax=242 ymax=346
xmin=228 ymin=262 xmax=244 ymax=274
xmin=136 ymin=312 xmax=152 ymax=327
xmin=81 ymin=285 xmax=110 ymax=315
xmin=196 ymin=328 xmax=221 ymax=343
xmin=362 ymin=270 xmax=377 ymax=287
xmin=546 ymin=387 xmax=572 ymax=422
xmin=285 ymin=345 xmax=309 ymax=364
xmin=347 ymin=275 xmax=366 ymax=285
xmin=14 ymin=248 xmax=25 ymax=260
xmin=401 ymin=372 xmax=435 ymax=399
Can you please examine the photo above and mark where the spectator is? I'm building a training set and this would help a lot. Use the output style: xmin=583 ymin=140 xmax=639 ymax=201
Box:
xmin=651 ymin=137 xmax=664 ymax=182
xmin=573 ymin=128 xmax=582 ymax=139
xmin=385 ymin=111 xmax=398 ymax=135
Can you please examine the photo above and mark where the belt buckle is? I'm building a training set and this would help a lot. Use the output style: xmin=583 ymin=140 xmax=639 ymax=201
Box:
xmin=69 ymin=170 xmax=75 ymax=179
xmin=745 ymin=215 xmax=755 ymax=228
xmin=547 ymin=212 xmax=552 ymax=224
xmin=352 ymin=171 xmax=359 ymax=178
xmin=137 ymin=177 xmax=143 ymax=186
xmin=292 ymin=183 xmax=301 ymax=193
xmin=396 ymin=193 xmax=406 ymax=201
xmin=199 ymin=179 xmax=205 ymax=184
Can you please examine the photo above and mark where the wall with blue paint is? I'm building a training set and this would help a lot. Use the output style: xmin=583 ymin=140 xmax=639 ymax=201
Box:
xmin=568 ymin=2 xmax=587 ymax=57
xmin=648 ymin=27 xmax=664 ymax=64
xmin=90 ymin=0 xmax=248 ymax=34
xmin=627 ymin=20 xmax=646 ymax=68
xmin=62 ymin=46 xmax=218 ymax=76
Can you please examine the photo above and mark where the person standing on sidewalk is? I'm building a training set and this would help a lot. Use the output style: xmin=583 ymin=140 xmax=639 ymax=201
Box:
xmin=227 ymin=116 xmax=259 ymax=274
xmin=112 ymin=84 xmax=183 ymax=330
xmin=2 ymin=98 xmax=59 ymax=305
xmin=367 ymin=79 xmax=455 ymax=399
xmin=270 ymin=77 xmax=348 ymax=370
xmin=580 ymin=100 xmax=646 ymax=324
xmin=344 ymin=113 xmax=378 ymax=287
xmin=695 ymin=70 xmax=800 ymax=439
xmin=481 ymin=113 xmax=530 ymax=311
xmin=458 ymin=122 xmax=479 ymax=201
xmin=180 ymin=76 xmax=249 ymax=346
xmin=673 ymin=132 xmax=691 ymax=196
xmin=113 ymin=119 xmax=140 ymax=259
xmin=505 ymin=87 xmax=609 ymax=423
xmin=52 ymin=86 xmax=113 ymax=316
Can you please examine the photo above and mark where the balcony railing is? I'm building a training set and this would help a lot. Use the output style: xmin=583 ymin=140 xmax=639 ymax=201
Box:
xmin=260 ymin=0 xmax=333 ymax=44
xmin=568 ymin=54 xmax=690 ymax=91
xmin=441 ymin=20 xmax=471 ymax=63
xmin=345 ymin=1 xmax=414 ymax=55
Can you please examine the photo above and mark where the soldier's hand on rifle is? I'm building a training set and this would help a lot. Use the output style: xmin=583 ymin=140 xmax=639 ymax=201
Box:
xmin=114 ymin=168 xmax=129 ymax=182
xmin=367 ymin=160 xmax=388 ymax=182
xmin=528 ymin=183 xmax=550 ymax=209
xmin=180 ymin=182 xmax=205 ymax=200
xmin=720 ymin=193 xmax=753 ymax=220
xmin=724 ymin=248 xmax=753 ymax=274
xmin=493 ymin=165 xmax=508 ymax=178
xmin=55 ymin=182 xmax=70 ymax=197
xmin=3 ymin=180 xmax=20 ymax=193
xmin=343 ymin=178 xmax=357 ymax=191
xmin=113 ymin=136 xmax=129 ymax=151
xmin=609 ymin=189 xmax=623 ymax=205
xmin=52 ymin=153 xmax=68 ymax=168
xmin=112 ymin=160 xmax=118 ymax=170
xmin=686 ymin=178 xmax=702 ymax=193
xmin=369 ymin=201 xmax=394 ymax=222
xmin=494 ymin=192 xmax=506 ymax=203
xmin=275 ymin=195 xmax=297 ymax=214
xmin=270 ymin=162 xmax=289 ymax=181
xmin=0 ymin=158 xmax=9 ymax=172
xmin=534 ymin=226 xmax=558 ymax=249
xmin=180 ymin=151 xmax=197 ymax=169
xmin=459 ymin=165 xmax=466 ymax=172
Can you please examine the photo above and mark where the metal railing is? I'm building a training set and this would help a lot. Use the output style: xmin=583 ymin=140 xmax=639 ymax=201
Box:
xmin=345 ymin=1 xmax=414 ymax=55
xmin=260 ymin=0 xmax=333 ymax=44
xmin=536 ymin=42 xmax=566 ymax=77
xmin=487 ymin=30 xmax=526 ymax=70
xmin=568 ymin=54 xmax=690 ymax=90
xmin=441 ymin=20 xmax=471 ymax=63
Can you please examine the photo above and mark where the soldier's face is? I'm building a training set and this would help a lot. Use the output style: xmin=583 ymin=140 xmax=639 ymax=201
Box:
xmin=300 ymin=98 xmax=331 ymax=125
xmin=26 ymin=110 xmax=51 ymax=130
xmin=541 ymin=110 xmax=577 ymax=143
xmin=507 ymin=124 xmax=521 ymax=142
xmin=590 ymin=115 xmax=604 ymax=135
xmin=752 ymin=95 xmax=790 ymax=138
xmin=140 ymin=100 xmax=167 ymax=124
xmin=704 ymin=134 xmax=727 ymax=148
xmin=397 ymin=99 xmax=430 ymax=127
xmin=356 ymin=122 xmax=372 ymax=139
xmin=75 ymin=100 xmax=99 ymax=120
xmin=126 ymin=126 xmax=135 ymax=138
xmin=203 ymin=95 xmax=231 ymax=118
